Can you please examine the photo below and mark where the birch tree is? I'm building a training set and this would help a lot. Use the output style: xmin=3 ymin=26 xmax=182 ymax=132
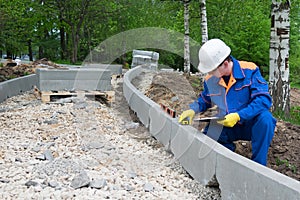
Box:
xmin=183 ymin=0 xmax=190 ymax=74
xmin=269 ymin=0 xmax=291 ymax=115
xmin=199 ymin=0 xmax=208 ymax=44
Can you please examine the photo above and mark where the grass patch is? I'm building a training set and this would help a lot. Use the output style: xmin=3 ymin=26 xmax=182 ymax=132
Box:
xmin=53 ymin=59 xmax=82 ymax=65
xmin=273 ymin=106 xmax=300 ymax=126
xmin=275 ymin=157 xmax=297 ymax=173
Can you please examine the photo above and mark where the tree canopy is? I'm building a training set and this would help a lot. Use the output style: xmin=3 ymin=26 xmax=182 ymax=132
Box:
xmin=0 ymin=0 xmax=299 ymax=85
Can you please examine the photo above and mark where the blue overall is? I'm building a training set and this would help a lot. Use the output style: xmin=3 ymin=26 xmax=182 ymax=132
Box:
xmin=190 ymin=56 xmax=276 ymax=165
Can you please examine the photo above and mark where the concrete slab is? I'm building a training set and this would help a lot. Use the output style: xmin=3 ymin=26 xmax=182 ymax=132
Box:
xmin=37 ymin=68 xmax=111 ymax=80
xmin=131 ymin=50 xmax=159 ymax=68
xmin=149 ymin=105 xmax=172 ymax=148
xmin=0 ymin=82 xmax=10 ymax=102
xmin=215 ymin=144 xmax=300 ymax=200
xmin=38 ymin=80 xmax=111 ymax=91
xmin=83 ymin=63 xmax=122 ymax=75
xmin=0 ymin=75 xmax=37 ymax=102
xmin=127 ymin=92 xmax=156 ymax=128
xmin=126 ymin=66 xmax=143 ymax=81
xmin=5 ymin=75 xmax=37 ymax=98
xmin=36 ymin=68 xmax=111 ymax=91
xmin=170 ymin=124 xmax=217 ymax=185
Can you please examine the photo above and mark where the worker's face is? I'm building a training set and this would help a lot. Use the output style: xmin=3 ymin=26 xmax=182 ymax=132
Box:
xmin=209 ymin=60 xmax=231 ymax=77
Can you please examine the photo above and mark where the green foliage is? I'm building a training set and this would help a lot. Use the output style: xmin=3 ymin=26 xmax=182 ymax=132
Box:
xmin=53 ymin=59 xmax=82 ymax=65
xmin=290 ymin=0 xmax=300 ymax=88
xmin=275 ymin=157 xmax=297 ymax=174
xmin=273 ymin=106 xmax=300 ymax=126
xmin=0 ymin=0 xmax=300 ymax=80
xmin=207 ymin=0 xmax=270 ymax=68
xmin=23 ymin=72 xmax=30 ymax=76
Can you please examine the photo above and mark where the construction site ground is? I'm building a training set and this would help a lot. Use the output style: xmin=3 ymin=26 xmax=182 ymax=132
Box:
xmin=1 ymin=61 xmax=299 ymax=182
xmin=133 ymin=70 xmax=300 ymax=182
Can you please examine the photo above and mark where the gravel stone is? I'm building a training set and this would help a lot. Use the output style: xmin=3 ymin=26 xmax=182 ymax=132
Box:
xmin=43 ymin=150 xmax=54 ymax=161
xmin=143 ymin=182 xmax=154 ymax=192
xmin=25 ymin=180 xmax=38 ymax=187
xmin=0 ymin=76 xmax=221 ymax=199
xmin=90 ymin=178 xmax=107 ymax=189
xmin=70 ymin=171 xmax=90 ymax=189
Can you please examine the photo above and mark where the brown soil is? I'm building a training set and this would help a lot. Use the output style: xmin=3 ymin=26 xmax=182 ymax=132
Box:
xmin=0 ymin=58 xmax=65 ymax=82
xmin=143 ymin=71 xmax=300 ymax=182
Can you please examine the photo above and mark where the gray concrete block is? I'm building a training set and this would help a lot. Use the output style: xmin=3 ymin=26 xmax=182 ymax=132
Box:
xmin=37 ymin=68 xmax=111 ymax=80
xmin=149 ymin=105 xmax=172 ymax=147
xmin=131 ymin=50 xmax=159 ymax=68
xmin=170 ymin=124 xmax=217 ymax=185
xmin=0 ymin=82 xmax=10 ymax=102
xmin=123 ymin=74 xmax=140 ymax=103
xmin=36 ymin=68 xmax=111 ymax=91
xmin=125 ymin=66 xmax=143 ymax=82
xmin=215 ymin=145 xmax=300 ymax=200
xmin=127 ymin=92 xmax=156 ymax=128
xmin=83 ymin=63 xmax=123 ymax=75
xmin=38 ymin=80 xmax=111 ymax=91
xmin=2 ymin=75 xmax=37 ymax=100
xmin=0 ymin=75 xmax=37 ymax=103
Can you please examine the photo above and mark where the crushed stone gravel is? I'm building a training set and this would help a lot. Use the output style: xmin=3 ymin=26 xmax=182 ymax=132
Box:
xmin=0 ymin=75 xmax=221 ymax=199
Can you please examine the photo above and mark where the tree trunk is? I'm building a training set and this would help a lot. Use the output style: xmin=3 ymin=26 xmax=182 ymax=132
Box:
xmin=269 ymin=0 xmax=291 ymax=115
xmin=60 ymin=26 xmax=66 ymax=60
xmin=27 ymin=39 xmax=33 ymax=61
xmin=66 ymin=32 xmax=70 ymax=61
xmin=71 ymin=26 xmax=78 ymax=64
xmin=38 ymin=46 xmax=44 ymax=59
xmin=199 ymin=0 xmax=208 ymax=44
xmin=183 ymin=0 xmax=190 ymax=74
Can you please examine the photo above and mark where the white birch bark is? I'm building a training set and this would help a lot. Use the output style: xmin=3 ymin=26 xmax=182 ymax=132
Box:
xmin=183 ymin=0 xmax=190 ymax=74
xmin=200 ymin=0 xmax=208 ymax=44
xmin=269 ymin=0 xmax=291 ymax=115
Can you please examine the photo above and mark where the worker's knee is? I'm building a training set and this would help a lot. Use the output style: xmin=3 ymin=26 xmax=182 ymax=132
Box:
xmin=255 ymin=110 xmax=276 ymax=127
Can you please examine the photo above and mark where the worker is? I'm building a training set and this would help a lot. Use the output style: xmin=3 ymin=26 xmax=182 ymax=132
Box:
xmin=178 ymin=38 xmax=276 ymax=166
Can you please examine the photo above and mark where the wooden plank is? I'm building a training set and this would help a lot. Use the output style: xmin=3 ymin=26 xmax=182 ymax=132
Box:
xmin=41 ymin=90 xmax=115 ymax=103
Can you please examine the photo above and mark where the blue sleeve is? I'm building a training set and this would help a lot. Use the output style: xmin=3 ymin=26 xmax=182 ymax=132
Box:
xmin=237 ymin=69 xmax=272 ymax=122
xmin=189 ymin=82 xmax=212 ymax=113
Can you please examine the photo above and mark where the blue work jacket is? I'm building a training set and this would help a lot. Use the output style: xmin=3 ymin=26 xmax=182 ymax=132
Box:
xmin=190 ymin=56 xmax=272 ymax=123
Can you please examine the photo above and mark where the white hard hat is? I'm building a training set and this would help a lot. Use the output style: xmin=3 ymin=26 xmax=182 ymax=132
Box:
xmin=198 ymin=39 xmax=231 ymax=73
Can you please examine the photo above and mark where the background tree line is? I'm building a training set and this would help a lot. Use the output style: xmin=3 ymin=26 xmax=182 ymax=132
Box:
xmin=0 ymin=0 xmax=300 ymax=86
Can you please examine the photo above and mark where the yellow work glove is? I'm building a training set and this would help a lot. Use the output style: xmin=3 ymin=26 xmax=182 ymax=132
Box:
xmin=217 ymin=113 xmax=240 ymax=127
xmin=178 ymin=109 xmax=195 ymax=125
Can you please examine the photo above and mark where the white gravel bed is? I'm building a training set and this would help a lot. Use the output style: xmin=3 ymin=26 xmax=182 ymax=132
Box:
xmin=0 ymin=85 xmax=220 ymax=199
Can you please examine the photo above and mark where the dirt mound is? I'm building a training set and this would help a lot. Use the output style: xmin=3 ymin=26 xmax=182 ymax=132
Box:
xmin=0 ymin=58 xmax=65 ymax=82
xmin=143 ymin=71 xmax=300 ymax=181
xmin=144 ymin=72 xmax=197 ymax=114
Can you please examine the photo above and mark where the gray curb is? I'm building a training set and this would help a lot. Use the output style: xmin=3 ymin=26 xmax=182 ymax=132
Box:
xmin=0 ymin=74 xmax=37 ymax=102
xmin=123 ymin=66 xmax=300 ymax=200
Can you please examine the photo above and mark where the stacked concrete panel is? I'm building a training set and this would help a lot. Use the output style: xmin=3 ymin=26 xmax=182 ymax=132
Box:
xmin=123 ymin=66 xmax=300 ymax=199
xmin=36 ymin=68 xmax=111 ymax=91
xmin=131 ymin=50 xmax=159 ymax=69
xmin=82 ymin=63 xmax=123 ymax=75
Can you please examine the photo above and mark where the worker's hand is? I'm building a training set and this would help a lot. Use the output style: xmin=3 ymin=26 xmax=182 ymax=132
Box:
xmin=178 ymin=109 xmax=195 ymax=125
xmin=217 ymin=113 xmax=240 ymax=127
